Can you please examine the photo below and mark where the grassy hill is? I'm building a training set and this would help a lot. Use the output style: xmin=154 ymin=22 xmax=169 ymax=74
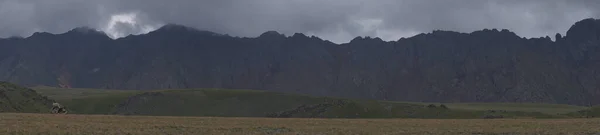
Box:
xmin=390 ymin=101 xmax=588 ymax=115
xmin=0 ymin=82 xmax=55 ymax=113
xmin=31 ymin=86 xmax=138 ymax=100
xmin=563 ymin=106 xmax=600 ymax=118
xmin=31 ymin=87 xmax=591 ymax=119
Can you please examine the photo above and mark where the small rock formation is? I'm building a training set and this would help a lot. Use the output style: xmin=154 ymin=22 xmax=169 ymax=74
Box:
xmin=439 ymin=104 xmax=448 ymax=109
xmin=555 ymin=33 xmax=563 ymax=42
xmin=50 ymin=102 xmax=68 ymax=114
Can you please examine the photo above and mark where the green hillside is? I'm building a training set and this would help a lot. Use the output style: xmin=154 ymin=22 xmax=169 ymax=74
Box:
xmin=390 ymin=102 xmax=588 ymax=114
xmin=31 ymin=86 xmax=138 ymax=100
xmin=564 ymin=106 xmax=600 ymax=118
xmin=31 ymin=87 xmax=591 ymax=119
xmin=0 ymin=82 xmax=55 ymax=113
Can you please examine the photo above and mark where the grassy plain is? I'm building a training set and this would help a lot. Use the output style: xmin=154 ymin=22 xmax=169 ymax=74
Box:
xmin=1 ymin=113 xmax=599 ymax=135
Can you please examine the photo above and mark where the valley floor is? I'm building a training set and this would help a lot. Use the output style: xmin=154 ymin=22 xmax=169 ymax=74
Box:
xmin=1 ymin=113 xmax=599 ymax=135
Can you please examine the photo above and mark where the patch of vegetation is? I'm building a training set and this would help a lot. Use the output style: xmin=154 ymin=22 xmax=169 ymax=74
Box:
xmin=563 ymin=106 xmax=600 ymax=118
xmin=61 ymin=91 xmax=140 ymax=114
xmin=30 ymin=87 xmax=585 ymax=119
xmin=0 ymin=82 xmax=55 ymax=113
xmin=32 ymin=86 xmax=138 ymax=100
xmin=388 ymin=101 xmax=588 ymax=115
xmin=254 ymin=126 xmax=292 ymax=134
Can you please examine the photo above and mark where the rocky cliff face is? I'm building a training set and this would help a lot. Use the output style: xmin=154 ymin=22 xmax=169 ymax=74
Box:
xmin=1 ymin=18 xmax=600 ymax=106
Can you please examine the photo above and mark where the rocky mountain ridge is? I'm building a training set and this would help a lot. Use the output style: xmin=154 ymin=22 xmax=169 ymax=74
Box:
xmin=1 ymin=18 xmax=600 ymax=106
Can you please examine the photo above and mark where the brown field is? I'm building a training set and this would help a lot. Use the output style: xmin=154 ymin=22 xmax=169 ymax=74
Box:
xmin=1 ymin=113 xmax=599 ymax=135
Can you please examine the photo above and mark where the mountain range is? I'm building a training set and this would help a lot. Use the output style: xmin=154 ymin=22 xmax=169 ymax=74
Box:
xmin=1 ymin=18 xmax=600 ymax=106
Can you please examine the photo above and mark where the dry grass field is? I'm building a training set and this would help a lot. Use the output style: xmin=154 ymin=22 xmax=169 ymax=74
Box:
xmin=1 ymin=113 xmax=599 ymax=135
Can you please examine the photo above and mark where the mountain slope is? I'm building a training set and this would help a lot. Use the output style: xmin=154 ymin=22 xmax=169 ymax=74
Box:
xmin=0 ymin=82 xmax=55 ymax=113
xmin=2 ymin=19 xmax=600 ymax=106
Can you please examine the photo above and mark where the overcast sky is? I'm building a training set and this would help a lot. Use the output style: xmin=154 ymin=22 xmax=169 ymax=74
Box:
xmin=1 ymin=0 xmax=599 ymax=43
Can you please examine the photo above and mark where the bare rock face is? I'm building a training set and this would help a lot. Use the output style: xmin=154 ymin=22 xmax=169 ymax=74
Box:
xmin=2 ymin=19 xmax=600 ymax=106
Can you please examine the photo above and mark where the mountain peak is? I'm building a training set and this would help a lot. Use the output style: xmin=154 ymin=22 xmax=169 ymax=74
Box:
xmin=259 ymin=31 xmax=285 ymax=38
xmin=64 ymin=27 xmax=107 ymax=36
xmin=349 ymin=36 xmax=384 ymax=43
xmin=565 ymin=18 xmax=600 ymax=42
xmin=467 ymin=28 xmax=519 ymax=39
xmin=156 ymin=24 xmax=198 ymax=32
xmin=28 ymin=32 xmax=55 ymax=39
xmin=151 ymin=23 xmax=225 ymax=37
xmin=70 ymin=26 xmax=99 ymax=32
xmin=292 ymin=33 xmax=307 ymax=38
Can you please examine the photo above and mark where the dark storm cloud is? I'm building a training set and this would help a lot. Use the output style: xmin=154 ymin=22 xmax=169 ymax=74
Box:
xmin=0 ymin=0 xmax=599 ymax=43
